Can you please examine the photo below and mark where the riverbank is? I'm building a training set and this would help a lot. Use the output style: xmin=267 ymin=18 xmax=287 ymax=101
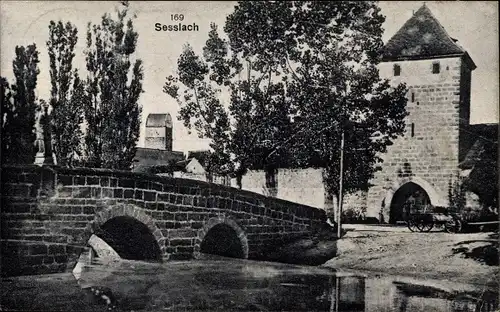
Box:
xmin=2 ymin=257 xmax=497 ymax=312
xmin=323 ymin=227 xmax=499 ymax=289
xmin=1 ymin=273 xmax=106 ymax=312
xmin=1 ymin=227 xmax=498 ymax=311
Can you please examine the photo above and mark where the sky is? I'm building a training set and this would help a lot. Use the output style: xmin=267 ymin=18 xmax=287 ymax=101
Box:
xmin=1 ymin=1 xmax=498 ymax=153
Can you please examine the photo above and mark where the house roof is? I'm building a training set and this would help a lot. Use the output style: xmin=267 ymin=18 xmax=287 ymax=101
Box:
xmin=459 ymin=124 xmax=498 ymax=169
xmin=177 ymin=158 xmax=206 ymax=173
xmin=382 ymin=4 xmax=476 ymax=69
xmin=132 ymin=147 xmax=184 ymax=172
xmin=186 ymin=150 xmax=211 ymax=167
xmin=134 ymin=147 xmax=184 ymax=163
xmin=460 ymin=140 xmax=486 ymax=170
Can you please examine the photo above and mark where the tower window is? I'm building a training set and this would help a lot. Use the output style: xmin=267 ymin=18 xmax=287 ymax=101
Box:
xmin=432 ymin=62 xmax=440 ymax=74
xmin=393 ymin=64 xmax=401 ymax=76
xmin=411 ymin=92 xmax=415 ymax=103
xmin=411 ymin=123 xmax=415 ymax=137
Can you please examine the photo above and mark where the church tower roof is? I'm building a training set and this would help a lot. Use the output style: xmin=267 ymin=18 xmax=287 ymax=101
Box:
xmin=382 ymin=4 xmax=476 ymax=69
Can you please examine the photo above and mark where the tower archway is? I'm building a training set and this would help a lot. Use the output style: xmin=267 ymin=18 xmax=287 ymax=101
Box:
xmin=383 ymin=176 xmax=447 ymax=224
xmin=389 ymin=182 xmax=431 ymax=224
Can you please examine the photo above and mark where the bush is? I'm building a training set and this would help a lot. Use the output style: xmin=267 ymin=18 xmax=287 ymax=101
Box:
xmin=327 ymin=206 xmax=380 ymax=224
xmin=448 ymin=174 xmax=467 ymax=214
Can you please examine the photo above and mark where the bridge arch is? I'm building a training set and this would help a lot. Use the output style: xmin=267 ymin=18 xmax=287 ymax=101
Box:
xmin=194 ymin=216 xmax=249 ymax=259
xmin=383 ymin=176 xmax=447 ymax=223
xmin=91 ymin=204 xmax=165 ymax=261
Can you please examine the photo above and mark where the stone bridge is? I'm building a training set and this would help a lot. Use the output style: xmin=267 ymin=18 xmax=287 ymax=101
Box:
xmin=1 ymin=165 xmax=328 ymax=276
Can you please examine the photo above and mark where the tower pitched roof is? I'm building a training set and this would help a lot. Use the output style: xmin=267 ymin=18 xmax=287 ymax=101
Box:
xmin=382 ymin=4 xmax=476 ymax=68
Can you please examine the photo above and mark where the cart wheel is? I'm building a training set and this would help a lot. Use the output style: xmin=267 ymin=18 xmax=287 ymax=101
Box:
xmin=416 ymin=219 xmax=434 ymax=232
xmin=407 ymin=218 xmax=418 ymax=232
xmin=444 ymin=219 xmax=462 ymax=233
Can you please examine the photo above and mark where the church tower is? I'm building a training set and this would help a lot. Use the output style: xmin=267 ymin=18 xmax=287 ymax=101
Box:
xmin=363 ymin=4 xmax=477 ymax=223
xmin=145 ymin=113 xmax=173 ymax=151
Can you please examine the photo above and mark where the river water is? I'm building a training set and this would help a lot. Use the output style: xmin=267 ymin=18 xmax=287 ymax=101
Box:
xmin=1 ymin=256 xmax=498 ymax=312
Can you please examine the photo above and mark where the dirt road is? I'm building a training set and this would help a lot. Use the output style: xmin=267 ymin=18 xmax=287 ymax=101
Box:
xmin=324 ymin=226 xmax=499 ymax=288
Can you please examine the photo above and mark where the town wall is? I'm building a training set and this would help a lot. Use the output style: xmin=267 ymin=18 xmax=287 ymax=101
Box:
xmin=236 ymin=168 xmax=331 ymax=210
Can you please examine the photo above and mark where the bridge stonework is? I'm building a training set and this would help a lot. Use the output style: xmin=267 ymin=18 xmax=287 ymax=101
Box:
xmin=0 ymin=165 xmax=327 ymax=277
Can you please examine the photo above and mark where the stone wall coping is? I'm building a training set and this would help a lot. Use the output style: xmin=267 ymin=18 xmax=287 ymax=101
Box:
xmin=1 ymin=165 xmax=326 ymax=215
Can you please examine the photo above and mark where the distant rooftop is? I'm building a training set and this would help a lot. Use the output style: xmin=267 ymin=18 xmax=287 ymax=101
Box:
xmin=459 ymin=124 xmax=498 ymax=169
xmin=187 ymin=150 xmax=211 ymax=167
xmin=382 ymin=4 xmax=476 ymax=69
xmin=132 ymin=147 xmax=184 ymax=172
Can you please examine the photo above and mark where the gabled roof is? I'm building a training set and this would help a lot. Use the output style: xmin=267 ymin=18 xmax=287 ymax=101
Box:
xmin=382 ymin=4 xmax=476 ymax=68
xmin=186 ymin=150 xmax=211 ymax=167
xmin=459 ymin=124 xmax=498 ymax=169
xmin=134 ymin=147 xmax=184 ymax=163
xmin=460 ymin=139 xmax=486 ymax=170
xmin=132 ymin=147 xmax=184 ymax=172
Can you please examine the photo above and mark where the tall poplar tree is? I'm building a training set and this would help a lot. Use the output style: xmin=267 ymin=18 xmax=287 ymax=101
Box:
xmin=47 ymin=21 xmax=85 ymax=166
xmin=1 ymin=45 xmax=40 ymax=164
xmin=84 ymin=1 xmax=143 ymax=169
xmin=1 ymin=77 xmax=15 ymax=164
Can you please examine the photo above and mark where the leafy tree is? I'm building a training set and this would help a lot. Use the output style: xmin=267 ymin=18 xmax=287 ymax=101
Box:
xmin=448 ymin=173 xmax=467 ymax=214
xmin=469 ymin=165 xmax=498 ymax=210
xmin=164 ymin=24 xmax=296 ymax=185
xmin=47 ymin=21 xmax=85 ymax=166
xmin=165 ymin=1 xmax=408 ymax=199
xmin=1 ymin=45 xmax=40 ymax=164
xmin=83 ymin=1 xmax=143 ymax=169
xmin=1 ymin=77 xmax=15 ymax=164
xmin=464 ymin=141 xmax=498 ymax=209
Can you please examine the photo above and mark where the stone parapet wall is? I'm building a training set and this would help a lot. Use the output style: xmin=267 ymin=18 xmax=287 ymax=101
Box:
xmin=1 ymin=165 xmax=327 ymax=276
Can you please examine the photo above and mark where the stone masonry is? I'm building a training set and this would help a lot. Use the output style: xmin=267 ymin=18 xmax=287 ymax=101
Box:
xmin=144 ymin=113 xmax=173 ymax=150
xmin=359 ymin=5 xmax=477 ymax=222
xmin=363 ymin=56 xmax=474 ymax=221
xmin=238 ymin=168 xmax=331 ymax=211
xmin=0 ymin=165 xmax=326 ymax=277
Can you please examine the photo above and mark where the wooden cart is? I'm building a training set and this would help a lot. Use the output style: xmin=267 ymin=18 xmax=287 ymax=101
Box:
xmin=407 ymin=207 xmax=498 ymax=233
xmin=406 ymin=212 xmax=456 ymax=232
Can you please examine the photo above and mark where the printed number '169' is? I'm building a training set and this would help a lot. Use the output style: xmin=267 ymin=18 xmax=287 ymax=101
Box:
xmin=171 ymin=14 xmax=184 ymax=21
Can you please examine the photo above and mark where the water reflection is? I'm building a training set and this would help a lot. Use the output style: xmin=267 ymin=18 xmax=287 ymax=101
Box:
xmin=72 ymin=257 xmax=498 ymax=312
xmin=391 ymin=281 xmax=498 ymax=312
